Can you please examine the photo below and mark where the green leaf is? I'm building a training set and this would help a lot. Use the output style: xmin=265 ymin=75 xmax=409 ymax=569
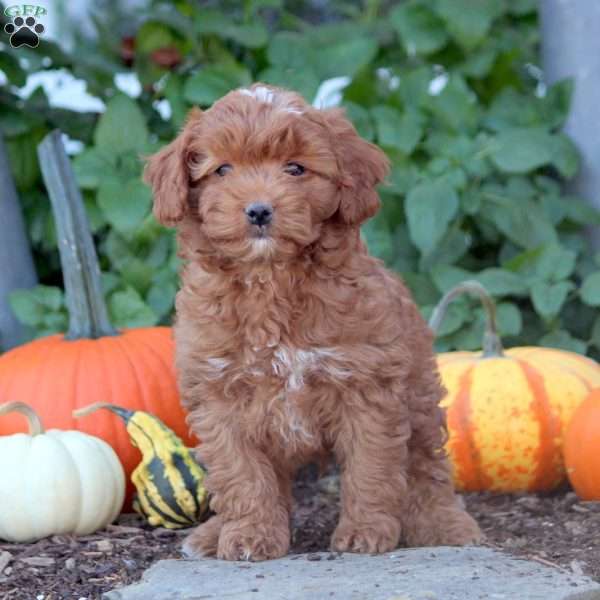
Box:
xmin=194 ymin=9 xmax=230 ymax=34
xmin=314 ymin=37 xmax=378 ymax=79
xmin=398 ymin=67 xmax=432 ymax=108
xmin=434 ymin=0 xmax=503 ymax=49
xmin=228 ymin=23 xmax=269 ymax=48
xmin=371 ymin=106 xmax=423 ymax=154
xmin=504 ymin=244 xmax=576 ymax=283
xmin=428 ymin=75 xmax=478 ymax=132
xmin=459 ymin=46 xmax=497 ymax=78
xmin=72 ymin=148 xmax=116 ymax=190
xmin=531 ymin=281 xmax=574 ymax=319
xmin=431 ymin=301 xmax=468 ymax=336
xmin=259 ymin=67 xmax=320 ymax=103
xmin=343 ymin=102 xmax=374 ymax=141
xmin=136 ymin=21 xmax=176 ymax=53
xmin=507 ymin=0 xmax=537 ymax=14
xmin=361 ymin=219 xmax=394 ymax=263
xmin=483 ymin=195 xmax=557 ymax=249
xmin=418 ymin=226 xmax=470 ymax=271
xmin=549 ymin=134 xmax=579 ymax=179
xmin=431 ymin=265 xmax=472 ymax=293
xmin=9 ymin=285 xmax=67 ymax=332
xmin=195 ymin=12 xmax=268 ymax=48
xmin=562 ymin=196 xmax=600 ymax=226
xmin=490 ymin=127 xmax=554 ymax=173
xmin=591 ymin=315 xmax=600 ymax=349
xmin=538 ymin=330 xmax=587 ymax=355
xmin=6 ymin=132 xmax=42 ymax=191
xmin=539 ymin=79 xmax=574 ymax=129
xmin=184 ymin=64 xmax=252 ymax=106
xmin=476 ymin=268 xmax=528 ymax=296
xmin=109 ymin=287 xmax=158 ymax=329
xmin=581 ymin=271 xmax=600 ymax=307
xmin=496 ymin=302 xmax=522 ymax=336
xmin=98 ymin=178 xmax=152 ymax=234
xmin=446 ymin=307 xmax=487 ymax=351
xmin=484 ymin=88 xmax=541 ymax=132
xmin=391 ymin=0 xmax=448 ymax=55
xmin=267 ymin=32 xmax=309 ymax=70
xmin=147 ymin=270 xmax=177 ymax=319
xmin=405 ymin=179 xmax=459 ymax=256
xmin=403 ymin=272 xmax=439 ymax=306
xmin=94 ymin=94 xmax=148 ymax=154
xmin=0 ymin=52 xmax=27 ymax=87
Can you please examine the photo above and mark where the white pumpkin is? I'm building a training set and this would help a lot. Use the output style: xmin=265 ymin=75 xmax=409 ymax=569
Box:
xmin=0 ymin=401 xmax=125 ymax=542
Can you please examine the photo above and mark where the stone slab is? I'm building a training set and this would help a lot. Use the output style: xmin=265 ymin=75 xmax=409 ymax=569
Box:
xmin=104 ymin=547 xmax=600 ymax=600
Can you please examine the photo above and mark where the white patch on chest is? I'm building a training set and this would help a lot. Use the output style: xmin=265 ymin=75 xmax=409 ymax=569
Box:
xmin=204 ymin=357 xmax=231 ymax=379
xmin=271 ymin=346 xmax=350 ymax=391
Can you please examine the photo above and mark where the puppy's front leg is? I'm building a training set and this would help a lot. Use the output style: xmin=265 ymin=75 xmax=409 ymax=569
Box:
xmin=331 ymin=391 xmax=410 ymax=554
xmin=183 ymin=416 xmax=291 ymax=561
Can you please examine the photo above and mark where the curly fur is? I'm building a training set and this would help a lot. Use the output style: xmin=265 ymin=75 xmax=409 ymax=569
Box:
xmin=145 ymin=84 xmax=482 ymax=561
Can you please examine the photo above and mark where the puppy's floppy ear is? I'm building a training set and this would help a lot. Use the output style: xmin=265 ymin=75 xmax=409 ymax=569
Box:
xmin=143 ymin=108 xmax=202 ymax=226
xmin=320 ymin=108 xmax=389 ymax=226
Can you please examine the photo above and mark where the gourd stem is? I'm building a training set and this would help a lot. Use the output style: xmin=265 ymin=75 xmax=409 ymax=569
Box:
xmin=37 ymin=131 xmax=117 ymax=340
xmin=73 ymin=402 xmax=133 ymax=421
xmin=0 ymin=401 xmax=44 ymax=435
xmin=429 ymin=280 xmax=504 ymax=358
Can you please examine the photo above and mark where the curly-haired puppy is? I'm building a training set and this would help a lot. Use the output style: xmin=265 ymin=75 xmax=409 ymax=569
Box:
xmin=144 ymin=84 xmax=481 ymax=561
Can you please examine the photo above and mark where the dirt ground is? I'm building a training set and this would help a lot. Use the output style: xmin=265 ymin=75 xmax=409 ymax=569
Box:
xmin=1 ymin=469 xmax=599 ymax=600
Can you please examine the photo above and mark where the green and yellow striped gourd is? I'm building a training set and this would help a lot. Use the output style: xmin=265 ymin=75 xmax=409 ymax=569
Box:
xmin=74 ymin=403 xmax=209 ymax=529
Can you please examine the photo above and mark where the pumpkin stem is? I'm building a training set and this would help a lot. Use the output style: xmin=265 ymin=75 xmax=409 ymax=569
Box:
xmin=0 ymin=401 xmax=44 ymax=435
xmin=37 ymin=131 xmax=117 ymax=340
xmin=73 ymin=402 xmax=134 ymax=423
xmin=429 ymin=280 xmax=504 ymax=358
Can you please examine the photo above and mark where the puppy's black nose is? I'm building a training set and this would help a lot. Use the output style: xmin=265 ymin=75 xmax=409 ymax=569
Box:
xmin=245 ymin=202 xmax=273 ymax=226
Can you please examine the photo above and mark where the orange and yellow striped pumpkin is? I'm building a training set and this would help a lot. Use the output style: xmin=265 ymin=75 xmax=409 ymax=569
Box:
xmin=431 ymin=282 xmax=600 ymax=493
xmin=564 ymin=388 xmax=600 ymax=500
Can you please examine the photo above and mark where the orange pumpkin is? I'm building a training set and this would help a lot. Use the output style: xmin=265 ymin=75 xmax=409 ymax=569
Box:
xmin=431 ymin=281 xmax=600 ymax=493
xmin=564 ymin=388 xmax=600 ymax=500
xmin=0 ymin=132 xmax=194 ymax=506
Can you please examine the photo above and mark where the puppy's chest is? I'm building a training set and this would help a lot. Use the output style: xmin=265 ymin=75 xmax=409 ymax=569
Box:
xmin=207 ymin=344 xmax=349 ymax=391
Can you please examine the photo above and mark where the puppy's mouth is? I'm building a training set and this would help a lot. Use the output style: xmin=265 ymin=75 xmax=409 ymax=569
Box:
xmin=249 ymin=224 xmax=270 ymax=239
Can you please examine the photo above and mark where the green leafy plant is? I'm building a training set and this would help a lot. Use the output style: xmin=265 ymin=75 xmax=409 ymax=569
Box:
xmin=1 ymin=0 xmax=599 ymax=358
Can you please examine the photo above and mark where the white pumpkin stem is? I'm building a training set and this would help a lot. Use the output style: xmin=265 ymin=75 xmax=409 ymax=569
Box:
xmin=429 ymin=280 xmax=504 ymax=358
xmin=0 ymin=401 xmax=44 ymax=435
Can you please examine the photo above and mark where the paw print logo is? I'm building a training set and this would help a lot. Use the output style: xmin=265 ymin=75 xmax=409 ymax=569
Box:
xmin=4 ymin=16 xmax=45 ymax=48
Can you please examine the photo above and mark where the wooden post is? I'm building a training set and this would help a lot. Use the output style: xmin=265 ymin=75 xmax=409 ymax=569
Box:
xmin=0 ymin=135 xmax=37 ymax=351
xmin=540 ymin=1 xmax=600 ymax=247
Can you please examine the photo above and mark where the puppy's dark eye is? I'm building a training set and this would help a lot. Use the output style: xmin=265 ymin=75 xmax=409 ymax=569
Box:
xmin=284 ymin=162 xmax=305 ymax=176
xmin=215 ymin=164 xmax=233 ymax=177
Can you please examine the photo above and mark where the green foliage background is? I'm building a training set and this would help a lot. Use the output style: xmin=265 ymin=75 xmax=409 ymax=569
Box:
xmin=2 ymin=0 xmax=600 ymax=356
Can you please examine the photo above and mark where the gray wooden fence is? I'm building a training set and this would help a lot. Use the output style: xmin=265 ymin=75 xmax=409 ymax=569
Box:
xmin=540 ymin=1 xmax=600 ymax=248
xmin=0 ymin=135 xmax=38 ymax=351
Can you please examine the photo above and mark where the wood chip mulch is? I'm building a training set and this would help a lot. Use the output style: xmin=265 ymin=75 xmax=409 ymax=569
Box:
xmin=1 ymin=470 xmax=599 ymax=600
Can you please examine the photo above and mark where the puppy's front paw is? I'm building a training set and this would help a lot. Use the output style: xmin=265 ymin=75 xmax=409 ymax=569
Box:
xmin=331 ymin=518 xmax=400 ymax=554
xmin=182 ymin=515 xmax=223 ymax=558
xmin=218 ymin=520 xmax=290 ymax=561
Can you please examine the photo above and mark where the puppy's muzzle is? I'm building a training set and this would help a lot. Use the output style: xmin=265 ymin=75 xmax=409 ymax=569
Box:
xmin=245 ymin=202 xmax=273 ymax=226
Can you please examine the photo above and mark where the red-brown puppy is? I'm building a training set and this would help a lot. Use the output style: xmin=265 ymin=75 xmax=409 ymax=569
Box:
xmin=145 ymin=84 xmax=481 ymax=561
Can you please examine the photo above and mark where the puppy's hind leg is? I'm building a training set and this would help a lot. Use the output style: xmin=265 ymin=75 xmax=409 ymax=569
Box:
xmin=400 ymin=400 xmax=482 ymax=547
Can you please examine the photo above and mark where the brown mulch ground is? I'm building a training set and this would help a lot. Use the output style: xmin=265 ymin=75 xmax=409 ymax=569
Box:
xmin=2 ymin=469 xmax=599 ymax=600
